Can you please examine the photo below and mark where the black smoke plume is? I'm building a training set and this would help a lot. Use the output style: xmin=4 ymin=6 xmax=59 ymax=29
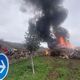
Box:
xmin=23 ymin=0 xmax=69 ymax=49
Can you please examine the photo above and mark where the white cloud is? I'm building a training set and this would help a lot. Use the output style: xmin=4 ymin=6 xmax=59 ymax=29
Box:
xmin=0 ymin=0 xmax=29 ymax=42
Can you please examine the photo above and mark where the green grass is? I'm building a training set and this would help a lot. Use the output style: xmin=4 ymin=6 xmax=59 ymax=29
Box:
xmin=5 ymin=56 xmax=53 ymax=80
xmin=5 ymin=56 xmax=80 ymax=80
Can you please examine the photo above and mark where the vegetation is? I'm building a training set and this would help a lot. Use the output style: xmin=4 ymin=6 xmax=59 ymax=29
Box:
xmin=5 ymin=56 xmax=80 ymax=80
xmin=5 ymin=56 xmax=53 ymax=80
xmin=0 ymin=39 xmax=23 ymax=49
xmin=25 ymin=20 xmax=41 ymax=74
xmin=25 ymin=20 xmax=40 ymax=53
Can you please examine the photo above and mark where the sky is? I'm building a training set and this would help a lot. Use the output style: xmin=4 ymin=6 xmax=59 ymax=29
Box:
xmin=0 ymin=0 xmax=80 ymax=46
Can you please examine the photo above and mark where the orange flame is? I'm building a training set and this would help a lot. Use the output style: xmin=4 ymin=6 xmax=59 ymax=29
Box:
xmin=59 ymin=37 xmax=66 ymax=46
xmin=59 ymin=37 xmax=74 ymax=48
xmin=44 ymin=49 xmax=50 ymax=56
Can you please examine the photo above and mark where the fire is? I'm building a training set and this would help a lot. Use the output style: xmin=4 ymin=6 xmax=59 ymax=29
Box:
xmin=45 ymin=50 xmax=49 ymax=56
xmin=59 ymin=37 xmax=66 ymax=46
xmin=44 ymin=49 xmax=50 ymax=56
xmin=59 ymin=37 xmax=74 ymax=48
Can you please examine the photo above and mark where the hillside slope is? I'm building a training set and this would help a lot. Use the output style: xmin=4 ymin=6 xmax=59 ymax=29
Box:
xmin=0 ymin=40 xmax=24 ymax=48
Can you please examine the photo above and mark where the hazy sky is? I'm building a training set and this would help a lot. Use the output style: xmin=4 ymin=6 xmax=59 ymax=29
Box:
xmin=0 ymin=0 xmax=80 ymax=46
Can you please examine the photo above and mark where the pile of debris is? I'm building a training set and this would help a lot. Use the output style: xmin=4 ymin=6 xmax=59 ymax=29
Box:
xmin=50 ymin=45 xmax=80 ymax=59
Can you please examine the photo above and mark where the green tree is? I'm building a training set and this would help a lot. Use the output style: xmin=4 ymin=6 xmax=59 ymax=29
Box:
xmin=25 ymin=19 xmax=40 ymax=74
xmin=25 ymin=19 xmax=40 ymax=52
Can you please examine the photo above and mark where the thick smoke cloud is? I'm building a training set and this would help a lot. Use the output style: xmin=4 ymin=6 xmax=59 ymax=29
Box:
xmin=23 ymin=0 xmax=69 ymax=48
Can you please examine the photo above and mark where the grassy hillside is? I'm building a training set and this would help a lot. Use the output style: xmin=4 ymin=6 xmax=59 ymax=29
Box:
xmin=5 ymin=56 xmax=80 ymax=80
xmin=0 ymin=40 xmax=24 ymax=48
